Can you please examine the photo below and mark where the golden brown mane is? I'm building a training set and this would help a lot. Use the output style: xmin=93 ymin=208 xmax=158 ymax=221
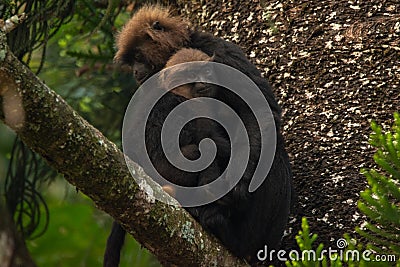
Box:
xmin=114 ymin=5 xmax=191 ymax=69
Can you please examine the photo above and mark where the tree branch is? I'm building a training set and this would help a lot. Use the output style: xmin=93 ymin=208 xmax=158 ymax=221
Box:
xmin=0 ymin=30 xmax=246 ymax=266
xmin=0 ymin=200 xmax=37 ymax=267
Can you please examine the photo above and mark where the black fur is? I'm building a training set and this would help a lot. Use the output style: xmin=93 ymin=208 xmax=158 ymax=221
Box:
xmin=104 ymin=222 xmax=126 ymax=267
xmin=189 ymin=31 xmax=282 ymax=124
xmin=105 ymin=26 xmax=293 ymax=266
xmin=184 ymin=78 xmax=291 ymax=260
xmin=130 ymin=91 xmax=202 ymax=187
xmin=104 ymin=92 xmax=201 ymax=267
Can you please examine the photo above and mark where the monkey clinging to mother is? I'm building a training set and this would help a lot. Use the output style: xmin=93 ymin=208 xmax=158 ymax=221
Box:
xmin=104 ymin=5 xmax=294 ymax=266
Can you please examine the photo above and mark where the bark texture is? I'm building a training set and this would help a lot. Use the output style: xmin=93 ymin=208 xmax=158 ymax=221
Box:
xmin=172 ymin=0 xmax=399 ymax=261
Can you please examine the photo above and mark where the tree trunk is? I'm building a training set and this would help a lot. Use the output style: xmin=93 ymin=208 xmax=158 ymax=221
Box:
xmin=0 ymin=30 xmax=246 ymax=267
xmin=173 ymin=0 xmax=400 ymax=253
xmin=0 ymin=200 xmax=37 ymax=267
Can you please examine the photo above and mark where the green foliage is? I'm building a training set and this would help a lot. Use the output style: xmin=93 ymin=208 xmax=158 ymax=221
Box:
xmin=357 ymin=113 xmax=400 ymax=258
xmin=27 ymin=183 xmax=160 ymax=267
xmin=285 ymin=218 xmax=393 ymax=267
xmin=35 ymin=1 xmax=137 ymax=145
xmin=0 ymin=125 xmax=15 ymax=190
xmin=1 ymin=0 xmax=75 ymax=70
xmin=1 ymin=1 xmax=152 ymax=266
xmin=0 ymin=0 xmax=17 ymax=19
xmin=37 ymin=36 xmax=136 ymax=145
xmin=53 ymin=1 xmax=131 ymax=66
xmin=285 ymin=218 xmax=340 ymax=267
xmin=19 ymin=5 xmax=147 ymax=264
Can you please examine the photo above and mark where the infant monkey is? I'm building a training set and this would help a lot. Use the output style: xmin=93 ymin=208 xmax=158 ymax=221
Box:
xmin=162 ymin=49 xmax=258 ymax=258
xmin=164 ymin=48 xmax=216 ymax=99
xmin=162 ymin=48 xmax=231 ymax=188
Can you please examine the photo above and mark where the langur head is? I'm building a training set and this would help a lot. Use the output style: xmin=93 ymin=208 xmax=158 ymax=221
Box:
xmin=114 ymin=5 xmax=191 ymax=83
xmin=163 ymin=48 xmax=216 ymax=99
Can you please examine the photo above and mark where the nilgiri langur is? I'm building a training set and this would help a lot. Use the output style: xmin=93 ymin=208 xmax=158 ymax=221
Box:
xmin=105 ymin=5 xmax=293 ymax=266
